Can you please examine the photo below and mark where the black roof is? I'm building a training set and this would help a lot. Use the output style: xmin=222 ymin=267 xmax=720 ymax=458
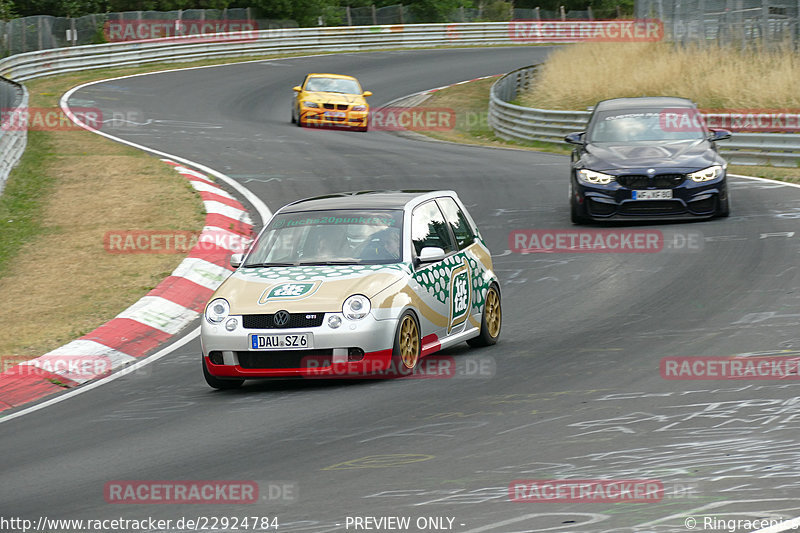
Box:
xmin=594 ymin=96 xmax=696 ymax=111
xmin=281 ymin=190 xmax=438 ymax=212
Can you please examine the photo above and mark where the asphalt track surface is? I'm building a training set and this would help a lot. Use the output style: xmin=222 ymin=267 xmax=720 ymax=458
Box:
xmin=3 ymin=47 xmax=800 ymax=532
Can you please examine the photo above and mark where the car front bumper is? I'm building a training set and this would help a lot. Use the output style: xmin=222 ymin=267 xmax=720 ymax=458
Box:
xmin=201 ymin=312 xmax=397 ymax=378
xmin=572 ymin=175 xmax=728 ymax=221
xmin=300 ymin=109 xmax=368 ymax=128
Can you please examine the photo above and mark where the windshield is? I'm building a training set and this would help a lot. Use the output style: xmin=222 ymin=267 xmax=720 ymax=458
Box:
xmin=244 ymin=209 xmax=403 ymax=266
xmin=588 ymin=109 xmax=706 ymax=142
xmin=304 ymin=77 xmax=362 ymax=94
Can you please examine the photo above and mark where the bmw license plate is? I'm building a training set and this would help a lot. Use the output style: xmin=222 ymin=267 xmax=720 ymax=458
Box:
xmin=324 ymin=111 xmax=345 ymax=119
xmin=251 ymin=333 xmax=311 ymax=350
xmin=633 ymin=189 xmax=673 ymax=200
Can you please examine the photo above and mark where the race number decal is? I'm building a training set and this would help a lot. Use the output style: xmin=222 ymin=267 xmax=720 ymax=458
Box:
xmin=448 ymin=260 xmax=472 ymax=333
xmin=258 ymin=281 xmax=321 ymax=304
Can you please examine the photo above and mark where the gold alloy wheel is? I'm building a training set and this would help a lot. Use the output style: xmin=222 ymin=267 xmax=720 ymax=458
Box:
xmin=485 ymin=288 xmax=501 ymax=338
xmin=399 ymin=315 xmax=420 ymax=369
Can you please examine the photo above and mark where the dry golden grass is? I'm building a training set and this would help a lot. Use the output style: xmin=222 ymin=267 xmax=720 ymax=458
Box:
xmin=0 ymin=80 xmax=205 ymax=357
xmin=414 ymin=64 xmax=800 ymax=183
xmin=521 ymin=42 xmax=800 ymax=110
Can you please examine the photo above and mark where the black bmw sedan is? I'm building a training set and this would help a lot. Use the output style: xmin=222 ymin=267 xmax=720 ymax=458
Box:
xmin=565 ymin=96 xmax=732 ymax=223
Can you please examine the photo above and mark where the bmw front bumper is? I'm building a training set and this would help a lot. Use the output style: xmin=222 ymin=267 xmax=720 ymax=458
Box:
xmin=300 ymin=110 xmax=368 ymax=129
xmin=572 ymin=174 xmax=728 ymax=221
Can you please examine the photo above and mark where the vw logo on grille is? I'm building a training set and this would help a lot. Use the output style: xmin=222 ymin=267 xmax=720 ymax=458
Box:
xmin=273 ymin=310 xmax=291 ymax=327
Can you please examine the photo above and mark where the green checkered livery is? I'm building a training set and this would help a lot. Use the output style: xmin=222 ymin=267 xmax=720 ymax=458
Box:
xmin=414 ymin=251 xmax=491 ymax=311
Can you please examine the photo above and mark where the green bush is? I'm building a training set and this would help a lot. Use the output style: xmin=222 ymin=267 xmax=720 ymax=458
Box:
xmin=479 ymin=0 xmax=511 ymax=22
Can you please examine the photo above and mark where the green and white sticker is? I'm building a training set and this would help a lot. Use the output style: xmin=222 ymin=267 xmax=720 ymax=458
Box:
xmin=258 ymin=281 xmax=320 ymax=304
xmin=448 ymin=261 xmax=471 ymax=333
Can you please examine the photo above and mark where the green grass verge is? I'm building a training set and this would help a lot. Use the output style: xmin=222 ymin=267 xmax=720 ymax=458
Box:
xmin=408 ymin=76 xmax=570 ymax=155
xmin=0 ymin=131 xmax=55 ymax=276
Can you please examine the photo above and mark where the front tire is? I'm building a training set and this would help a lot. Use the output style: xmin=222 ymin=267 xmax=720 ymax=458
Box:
xmin=391 ymin=311 xmax=420 ymax=376
xmin=570 ymin=185 xmax=589 ymax=224
xmin=203 ymin=357 xmax=244 ymax=390
xmin=717 ymin=194 xmax=730 ymax=217
xmin=467 ymin=284 xmax=502 ymax=347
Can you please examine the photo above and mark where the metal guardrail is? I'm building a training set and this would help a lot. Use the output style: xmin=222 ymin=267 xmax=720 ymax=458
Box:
xmin=0 ymin=78 xmax=28 ymax=195
xmin=0 ymin=23 xmax=520 ymax=82
xmin=2 ymin=22 xmax=796 ymax=196
xmin=488 ymin=65 xmax=800 ymax=167
xmin=0 ymin=21 xmax=530 ymax=198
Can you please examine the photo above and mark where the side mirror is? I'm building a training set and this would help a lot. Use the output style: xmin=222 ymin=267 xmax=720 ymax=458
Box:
xmin=418 ymin=247 xmax=446 ymax=263
xmin=229 ymin=253 xmax=243 ymax=268
xmin=564 ymin=132 xmax=585 ymax=145
xmin=362 ymin=90 xmax=372 ymax=97
xmin=292 ymin=86 xmax=302 ymax=92
xmin=708 ymin=129 xmax=731 ymax=142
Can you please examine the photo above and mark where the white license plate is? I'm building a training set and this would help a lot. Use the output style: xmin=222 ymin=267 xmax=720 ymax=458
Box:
xmin=250 ymin=333 xmax=311 ymax=350
xmin=324 ymin=111 xmax=345 ymax=118
xmin=633 ymin=189 xmax=673 ymax=200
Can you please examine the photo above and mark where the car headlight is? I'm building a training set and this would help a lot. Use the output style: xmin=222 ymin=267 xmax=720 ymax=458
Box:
xmin=303 ymin=101 xmax=319 ymax=108
xmin=351 ymin=105 xmax=367 ymax=111
xmin=688 ymin=165 xmax=724 ymax=182
xmin=343 ymin=295 xmax=371 ymax=320
xmin=205 ymin=298 xmax=230 ymax=324
xmin=577 ymin=169 xmax=615 ymax=185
